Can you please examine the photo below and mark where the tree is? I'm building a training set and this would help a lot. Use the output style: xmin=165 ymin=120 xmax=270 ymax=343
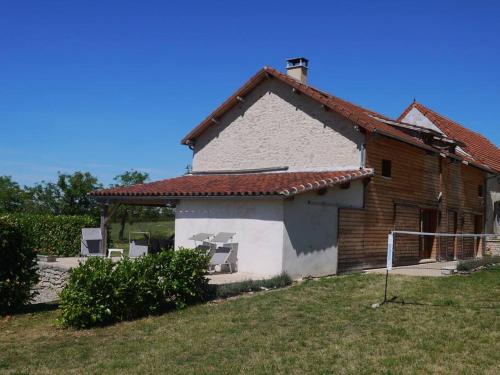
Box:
xmin=0 ymin=176 xmax=26 ymax=213
xmin=24 ymin=181 xmax=61 ymax=214
xmin=112 ymin=170 xmax=150 ymax=241
xmin=56 ymin=172 xmax=102 ymax=216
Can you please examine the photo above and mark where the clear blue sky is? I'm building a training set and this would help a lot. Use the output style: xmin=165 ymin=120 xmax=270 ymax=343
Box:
xmin=1 ymin=0 xmax=499 ymax=186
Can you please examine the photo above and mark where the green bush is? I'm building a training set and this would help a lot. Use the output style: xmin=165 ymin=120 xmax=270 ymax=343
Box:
xmin=457 ymin=256 xmax=500 ymax=272
xmin=0 ymin=218 xmax=39 ymax=314
xmin=59 ymin=248 xmax=209 ymax=328
xmin=212 ymin=272 xmax=292 ymax=299
xmin=0 ymin=213 xmax=98 ymax=256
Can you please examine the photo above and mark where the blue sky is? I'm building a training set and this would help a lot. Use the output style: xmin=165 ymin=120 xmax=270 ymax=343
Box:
xmin=1 ymin=0 xmax=499 ymax=186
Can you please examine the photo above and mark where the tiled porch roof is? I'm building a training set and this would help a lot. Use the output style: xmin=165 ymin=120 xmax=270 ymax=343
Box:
xmin=91 ymin=169 xmax=374 ymax=198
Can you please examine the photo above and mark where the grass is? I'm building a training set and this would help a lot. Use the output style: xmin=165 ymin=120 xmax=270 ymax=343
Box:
xmin=1 ymin=267 xmax=499 ymax=374
xmin=108 ymin=220 xmax=174 ymax=253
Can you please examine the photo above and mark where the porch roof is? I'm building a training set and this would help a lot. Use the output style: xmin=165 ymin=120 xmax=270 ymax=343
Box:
xmin=91 ymin=169 xmax=374 ymax=199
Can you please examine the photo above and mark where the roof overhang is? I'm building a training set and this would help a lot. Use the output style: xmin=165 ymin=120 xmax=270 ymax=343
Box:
xmin=91 ymin=169 xmax=375 ymax=202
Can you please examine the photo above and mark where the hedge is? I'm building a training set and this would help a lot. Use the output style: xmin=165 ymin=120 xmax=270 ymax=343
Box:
xmin=0 ymin=218 xmax=39 ymax=314
xmin=456 ymin=255 xmax=500 ymax=272
xmin=59 ymin=248 xmax=210 ymax=328
xmin=0 ymin=214 xmax=98 ymax=257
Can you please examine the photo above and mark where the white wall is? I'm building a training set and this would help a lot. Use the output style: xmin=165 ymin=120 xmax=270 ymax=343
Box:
xmin=175 ymin=199 xmax=284 ymax=277
xmin=400 ymin=107 xmax=445 ymax=134
xmin=282 ymin=180 xmax=365 ymax=278
xmin=486 ymin=175 xmax=500 ymax=234
xmin=192 ymin=79 xmax=364 ymax=172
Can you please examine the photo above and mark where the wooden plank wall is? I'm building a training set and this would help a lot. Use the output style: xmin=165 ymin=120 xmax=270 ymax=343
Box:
xmin=338 ymin=134 xmax=486 ymax=272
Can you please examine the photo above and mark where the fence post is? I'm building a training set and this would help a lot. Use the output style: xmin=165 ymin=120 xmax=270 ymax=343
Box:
xmin=384 ymin=232 xmax=394 ymax=303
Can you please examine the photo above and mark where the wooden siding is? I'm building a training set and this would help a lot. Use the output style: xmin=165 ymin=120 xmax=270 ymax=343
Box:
xmin=338 ymin=135 xmax=486 ymax=272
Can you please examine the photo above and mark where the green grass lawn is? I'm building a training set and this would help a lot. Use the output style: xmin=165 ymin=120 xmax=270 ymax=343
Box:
xmin=108 ymin=220 xmax=174 ymax=253
xmin=1 ymin=267 xmax=499 ymax=374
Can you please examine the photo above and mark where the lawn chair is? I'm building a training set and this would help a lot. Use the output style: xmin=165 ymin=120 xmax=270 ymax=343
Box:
xmin=196 ymin=241 xmax=217 ymax=257
xmin=189 ymin=233 xmax=213 ymax=248
xmin=81 ymin=228 xmax=105 ymax=257
xmin=210 ymin=232 xmax=236 ymax=244
xmin=129 ymin=231 xmax=149 ymax=258
xmin=209 ymin=243 xmax=238 ymax=273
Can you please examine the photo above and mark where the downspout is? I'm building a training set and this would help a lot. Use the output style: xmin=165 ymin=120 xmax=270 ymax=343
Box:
xmin=360 ymin=143 xmax=366 ymax=169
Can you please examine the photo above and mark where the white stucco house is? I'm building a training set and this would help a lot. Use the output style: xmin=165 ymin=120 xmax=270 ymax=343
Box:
xmin=92 ymin=58 xmax=500 ymax=278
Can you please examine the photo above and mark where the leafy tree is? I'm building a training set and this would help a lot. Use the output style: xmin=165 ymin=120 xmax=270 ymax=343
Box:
xmin=0 ymin=176 xmax=26 ymax=213
xmin=24 ymin=181 xmax=61 ymax=214
xmin=56 ymin=172 xmax=102 ymax=216
xmin=112 ymin=170 xmax=149 ymax=241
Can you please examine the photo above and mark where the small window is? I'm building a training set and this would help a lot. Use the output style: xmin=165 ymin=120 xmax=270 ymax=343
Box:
xmin=478 ymin=185 xmax=484 ymax=197
xmin=495 ymin=201 xmax=500 ymax=226
xmin=381 ymin=159 xmax=392 ymax=178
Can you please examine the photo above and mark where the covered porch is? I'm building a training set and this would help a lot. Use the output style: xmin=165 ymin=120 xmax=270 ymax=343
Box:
xmin=90 ymin=168 xmax=374 ymax=279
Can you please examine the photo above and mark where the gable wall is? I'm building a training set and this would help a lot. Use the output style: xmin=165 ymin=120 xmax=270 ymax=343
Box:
xmin=338 ymin=135 xmax=486 ymax=271
xmin=400 ymin=107 xmax=445 ymax=134
xmin=191 ymin=79 xmax=364 ymax=172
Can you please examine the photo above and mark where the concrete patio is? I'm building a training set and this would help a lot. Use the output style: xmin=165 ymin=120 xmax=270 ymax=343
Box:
xmin=37 ymin=257 xmax=270 ymax=285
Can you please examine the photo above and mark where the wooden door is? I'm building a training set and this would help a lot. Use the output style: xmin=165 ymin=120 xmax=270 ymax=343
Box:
xmin=394 ymin=204 xmax=421 ymax=265
xmin=445 ymin=210 xmax=458 ymax=260
xmin=420 ymin=209 xmax=438 ymax=259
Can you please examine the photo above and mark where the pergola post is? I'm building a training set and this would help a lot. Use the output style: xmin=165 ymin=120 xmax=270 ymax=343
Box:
xmin=99 ymin=203 xmax=120 ymax=255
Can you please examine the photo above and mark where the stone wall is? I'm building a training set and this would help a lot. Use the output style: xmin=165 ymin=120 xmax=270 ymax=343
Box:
xmin=486 ymin=240 xmax=500 ymax=256
xmin=33 ymin=263 xmax=70 ymax=304
xmin=192 ymin=79 xmax=364 ymax=172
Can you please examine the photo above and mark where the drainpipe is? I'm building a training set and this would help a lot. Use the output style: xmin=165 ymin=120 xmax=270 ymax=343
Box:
xmin=360 ymin=143 xmax=366 ymax=169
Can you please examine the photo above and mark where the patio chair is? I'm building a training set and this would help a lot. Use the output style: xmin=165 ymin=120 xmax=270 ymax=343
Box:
xmin=209 ymin=244 xmax=238 ymax=273
xmin=196 ymin=241 xmax=217 ymax=257
xmin=81 ymin=228 xmax=105 ymax=257
xmin=129 ymin=239 xmax=148 ymax=258
xmin=189 ymin=233 xmax=213 ymax=248
xmin=129 ymin=231 xmax=149 ymax=258
xmin=211 ymin=232 xmax=236 ymax=244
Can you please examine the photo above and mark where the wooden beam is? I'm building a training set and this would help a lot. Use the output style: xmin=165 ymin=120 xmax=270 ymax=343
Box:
xmin=100 ymin=204 xmax=108 ymax=255
xmin=99 ymin=203 xmax=120 ymax=254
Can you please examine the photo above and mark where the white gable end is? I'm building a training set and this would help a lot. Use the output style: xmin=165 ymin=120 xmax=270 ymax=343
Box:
xmin=400 ymin=107 xmax=445 ymax=135
xmin=191 ymin=79 xmax=364 ymax=172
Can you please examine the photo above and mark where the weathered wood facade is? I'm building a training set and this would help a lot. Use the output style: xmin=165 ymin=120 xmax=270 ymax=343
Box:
xmin=338 ymin=134 xmax=486 ymax=272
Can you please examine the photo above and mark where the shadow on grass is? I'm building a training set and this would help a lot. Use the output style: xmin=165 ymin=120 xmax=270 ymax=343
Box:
xmin=381 ymin=296 xmax=499 ymax=310
xmin=20 ymin=302 xmax=59 ymax=315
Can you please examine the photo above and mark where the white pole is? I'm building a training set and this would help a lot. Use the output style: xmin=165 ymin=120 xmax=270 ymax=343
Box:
xmin=387 ymin=232 xmax=394 ymax=271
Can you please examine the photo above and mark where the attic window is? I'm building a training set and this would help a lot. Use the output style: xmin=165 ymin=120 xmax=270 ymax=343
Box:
xmin=381 ymin=159 xmax=392 ymax=178
xmin=478 ymin=185 xmax=484 ymax=198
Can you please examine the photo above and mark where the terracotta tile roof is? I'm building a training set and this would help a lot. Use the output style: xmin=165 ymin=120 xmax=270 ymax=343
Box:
xmin=181 ymin=66 xmax=424 ymax=149
xmin=91 ymin=169 xmax=374 ymax=198
xmin=398 ymin=102 xmax=500 ymax=172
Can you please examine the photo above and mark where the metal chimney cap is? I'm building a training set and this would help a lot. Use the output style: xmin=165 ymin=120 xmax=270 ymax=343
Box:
xmin=286 ymin=57 xmax=309 ymax=69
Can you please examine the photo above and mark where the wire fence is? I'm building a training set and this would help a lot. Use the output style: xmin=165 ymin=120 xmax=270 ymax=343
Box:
xmin=379 ymin=231 xmax=500 ymax=308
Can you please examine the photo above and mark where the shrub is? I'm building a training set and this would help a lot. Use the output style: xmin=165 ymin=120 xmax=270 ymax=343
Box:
xmin=59 ymin=248 xmax=209 ymax=328
xmin=457 ymin=255 xmax=500 ymax=272
xmin=0 ymin=218 xmax=39 ymax=314
xmin=212 ymin=272 xmax=292 ymax=299
xmin=0 ymin=213 xmax=98 ymax=256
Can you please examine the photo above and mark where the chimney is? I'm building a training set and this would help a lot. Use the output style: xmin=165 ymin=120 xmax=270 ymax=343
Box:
xmin=286 ymin=57 xmax=309 ymax=84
